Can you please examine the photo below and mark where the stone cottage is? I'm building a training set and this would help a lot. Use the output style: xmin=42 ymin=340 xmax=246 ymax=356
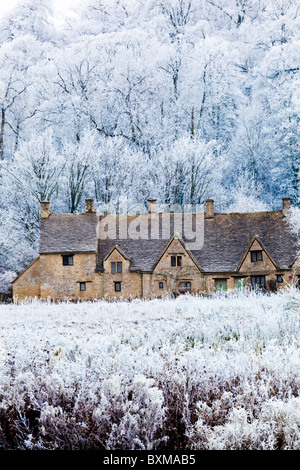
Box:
xmin=12 ymin=197 xmax=300 ymax=302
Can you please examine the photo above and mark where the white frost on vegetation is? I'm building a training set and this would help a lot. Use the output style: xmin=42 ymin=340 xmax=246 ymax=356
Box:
xmin=0 ymin=289 xmax=300 ymax=449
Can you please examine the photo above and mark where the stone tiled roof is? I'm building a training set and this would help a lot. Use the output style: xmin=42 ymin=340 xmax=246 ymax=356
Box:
xmin=96 ymin=210 xmax=298 ymax=272
xmin=39 ymin=209 xmax=298 ymax=272
xmin=39 ymin=213 xmax=99 ymax=254
xmin=193 ymin=210 xmax=297 ymax=272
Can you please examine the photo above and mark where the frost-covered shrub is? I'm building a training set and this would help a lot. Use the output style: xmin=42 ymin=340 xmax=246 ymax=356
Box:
xmin=93 ymin=375 xmax=165 ymax=450
xmin=0 ymin=290 xmax=300 ymax=449
xmin=190 ymin=397 xmax=300 ymax=450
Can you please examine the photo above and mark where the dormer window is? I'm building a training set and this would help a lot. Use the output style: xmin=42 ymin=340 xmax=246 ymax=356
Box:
xmin=111 ymin=261 xmax=122 ymax=273
xmin=171 ymin=255 xmax=182 ymax=267
xmin=62 ymin=255 xmax=73 ymax=266
xmin=251 ymin=250 xmax=263 ymax=262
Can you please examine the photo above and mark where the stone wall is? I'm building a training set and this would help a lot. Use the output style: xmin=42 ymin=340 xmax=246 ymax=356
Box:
xmin=12 ymin=240 xmax=296 ymax=302
xmin=204 ymin=273 xmax=234 ymax=293
xmin=12 ymin=258 xmax=41 ymax=302
xmin=204 ymin=270 xmax=291 ymax=293
xmin=146 ymin=238 xmax=204 ymax=297
xmin=102 ymin=247 xmax=142 ymax=299
xmin=239 ymin=239 xmax=276 ymax=272
xmin=39 ymin=252 xmax=101 ymax=301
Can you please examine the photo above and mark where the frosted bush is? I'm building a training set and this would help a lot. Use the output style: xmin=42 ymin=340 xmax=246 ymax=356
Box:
xmin=193 ymin=397 xmax=300 ymax=450
xmin=260 ymin=397 xmax=300 ymax=449
xmin=205 ymin=408 xmax=261 ymax=450
xmin=99 ymin=375 xmax=165 ymax=450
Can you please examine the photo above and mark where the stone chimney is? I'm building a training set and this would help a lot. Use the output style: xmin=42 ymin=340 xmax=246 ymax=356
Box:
xmin=205 ymin=199 xmax=214 ymax=219
xmin=147 ymin=198 xmax=157 ymax=213
xmin=41 ymin=201 xmax=50 ymax=219
xmin=85 ymin=198 xmax=95 ymax=213
xmin=282 ymin=197 xmax=291 ymax=215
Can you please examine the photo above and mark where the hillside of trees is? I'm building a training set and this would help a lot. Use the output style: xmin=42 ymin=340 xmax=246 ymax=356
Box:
xmin=0 ymin=0 xmax=299 ymax=281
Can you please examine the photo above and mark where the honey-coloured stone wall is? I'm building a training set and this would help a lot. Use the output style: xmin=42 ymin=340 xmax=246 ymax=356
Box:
xmin=12 ymin=257 xmax=41 ymax=302
xmin=38 ymin=252 xmax=101 ymax=301
xmin=102 ymin=247 xmax=142 ymax=299
xmin=146 ymin=238 xmax=204 ymax=297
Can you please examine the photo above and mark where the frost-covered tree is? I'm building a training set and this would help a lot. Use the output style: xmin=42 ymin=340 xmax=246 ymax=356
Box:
xmin=154 ymin=135 xmax=221 ymax=206
xmin=0 ymin=0 xmax=299 ymax=274
xmin=91 ymin=135 xmax=150 ymax=207
xmin=226 ymin=172 xmax=271 ymax=213
xmin=61 ymin=130 xmax=98 ymax=213
xmin=10 ymin=130 xmax=64 ymax=211
xmin=0 ymin=0 xmax=55 ymax=44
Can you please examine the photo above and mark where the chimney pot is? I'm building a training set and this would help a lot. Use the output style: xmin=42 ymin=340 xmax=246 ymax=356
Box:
xmin=282 ymin=197 xmax=291 ymax=215
xmin=85 ymin=198 xmax=95 ymax=213
xmin=205 ymin=199 xmax=214 ymax=219
xmin=147 ymin=198 xmax=157 ymax=213
xmin=41 ymin=201 xmax=50 ymax=219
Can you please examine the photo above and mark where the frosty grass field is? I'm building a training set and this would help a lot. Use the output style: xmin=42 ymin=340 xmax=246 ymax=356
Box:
xmin=0 ymin=289 xmax=300 ymax=450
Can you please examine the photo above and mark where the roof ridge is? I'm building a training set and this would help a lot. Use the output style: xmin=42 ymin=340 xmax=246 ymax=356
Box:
xmin=214 ymin=210 xmax=283 ymax=216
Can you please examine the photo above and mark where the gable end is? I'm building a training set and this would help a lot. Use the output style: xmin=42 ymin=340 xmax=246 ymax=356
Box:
xmin=237 ymin=236 xmax=279 ymax=272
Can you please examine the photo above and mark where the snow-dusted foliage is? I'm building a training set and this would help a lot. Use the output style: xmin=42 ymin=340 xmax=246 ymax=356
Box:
xmin=289 ymin=207 xmax=300 ymax=238
xmin=287 ymin=207 xmax=300 ymax=257
xmin=0 ymin=0 xmax=300 ymax=275
xmin=0 ymin=289 xmax=300 ymax=450
xmin=0 ymin=270 xmax=16 ymax=293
